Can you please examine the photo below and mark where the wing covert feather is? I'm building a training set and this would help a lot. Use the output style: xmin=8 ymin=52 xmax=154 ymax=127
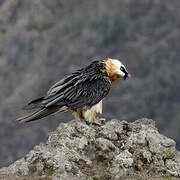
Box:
xmin=64 ymin=77 xmax=111 ymax=109
xmin=42 ymin=74 xmax=111 ymax=109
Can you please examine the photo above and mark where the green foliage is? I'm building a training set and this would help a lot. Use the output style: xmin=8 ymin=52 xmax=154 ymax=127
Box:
xmin=163 ymin=175 xmax=171 ymax=180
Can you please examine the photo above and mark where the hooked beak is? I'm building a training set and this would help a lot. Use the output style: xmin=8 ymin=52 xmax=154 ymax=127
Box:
xmin=123 ymin=71 xmax=131 ymax=80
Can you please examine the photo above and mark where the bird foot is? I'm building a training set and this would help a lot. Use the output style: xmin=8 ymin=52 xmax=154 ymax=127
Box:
xmin=84 ymin=117 xmax=106 ymax=126
xmin=92 ymin=117 xmax=106 ymax=126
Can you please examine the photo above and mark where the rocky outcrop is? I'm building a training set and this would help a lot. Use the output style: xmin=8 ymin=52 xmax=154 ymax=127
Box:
xmin=0 ymin=118 xmax=180 ymax=179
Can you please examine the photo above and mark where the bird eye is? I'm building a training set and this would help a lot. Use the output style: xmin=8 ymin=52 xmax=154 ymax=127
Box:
xmin=120 ymin=67 xmax=124 ymax=71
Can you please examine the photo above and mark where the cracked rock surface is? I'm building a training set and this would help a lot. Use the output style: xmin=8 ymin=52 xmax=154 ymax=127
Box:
xmin=0 ymin=118 xmax=180 ymax=179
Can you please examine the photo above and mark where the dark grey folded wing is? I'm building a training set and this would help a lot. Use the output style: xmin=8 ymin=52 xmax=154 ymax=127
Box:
xmin=42 ymin=74 xmax=111 ymax=110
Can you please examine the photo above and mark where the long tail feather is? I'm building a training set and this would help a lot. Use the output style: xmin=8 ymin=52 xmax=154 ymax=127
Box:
xmin=16 ymin=107 xmax=59 ymax=123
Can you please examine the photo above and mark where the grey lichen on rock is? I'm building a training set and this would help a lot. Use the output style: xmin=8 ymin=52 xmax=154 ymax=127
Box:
xmin=0 ymin=118 xmax=180 ymax=179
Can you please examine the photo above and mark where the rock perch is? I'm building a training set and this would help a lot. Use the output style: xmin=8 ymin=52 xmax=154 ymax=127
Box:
xmin=0 ymin=118 xmax=180 ymax=179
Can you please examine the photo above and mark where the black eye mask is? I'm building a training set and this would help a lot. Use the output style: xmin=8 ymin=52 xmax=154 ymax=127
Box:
xmin=121 ymin=66 xmax=129 ymax=80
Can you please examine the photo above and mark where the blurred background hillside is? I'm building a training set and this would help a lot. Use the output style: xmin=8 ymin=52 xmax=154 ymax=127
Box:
xmin=0 ymin=0 xmax=180 ymax=168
